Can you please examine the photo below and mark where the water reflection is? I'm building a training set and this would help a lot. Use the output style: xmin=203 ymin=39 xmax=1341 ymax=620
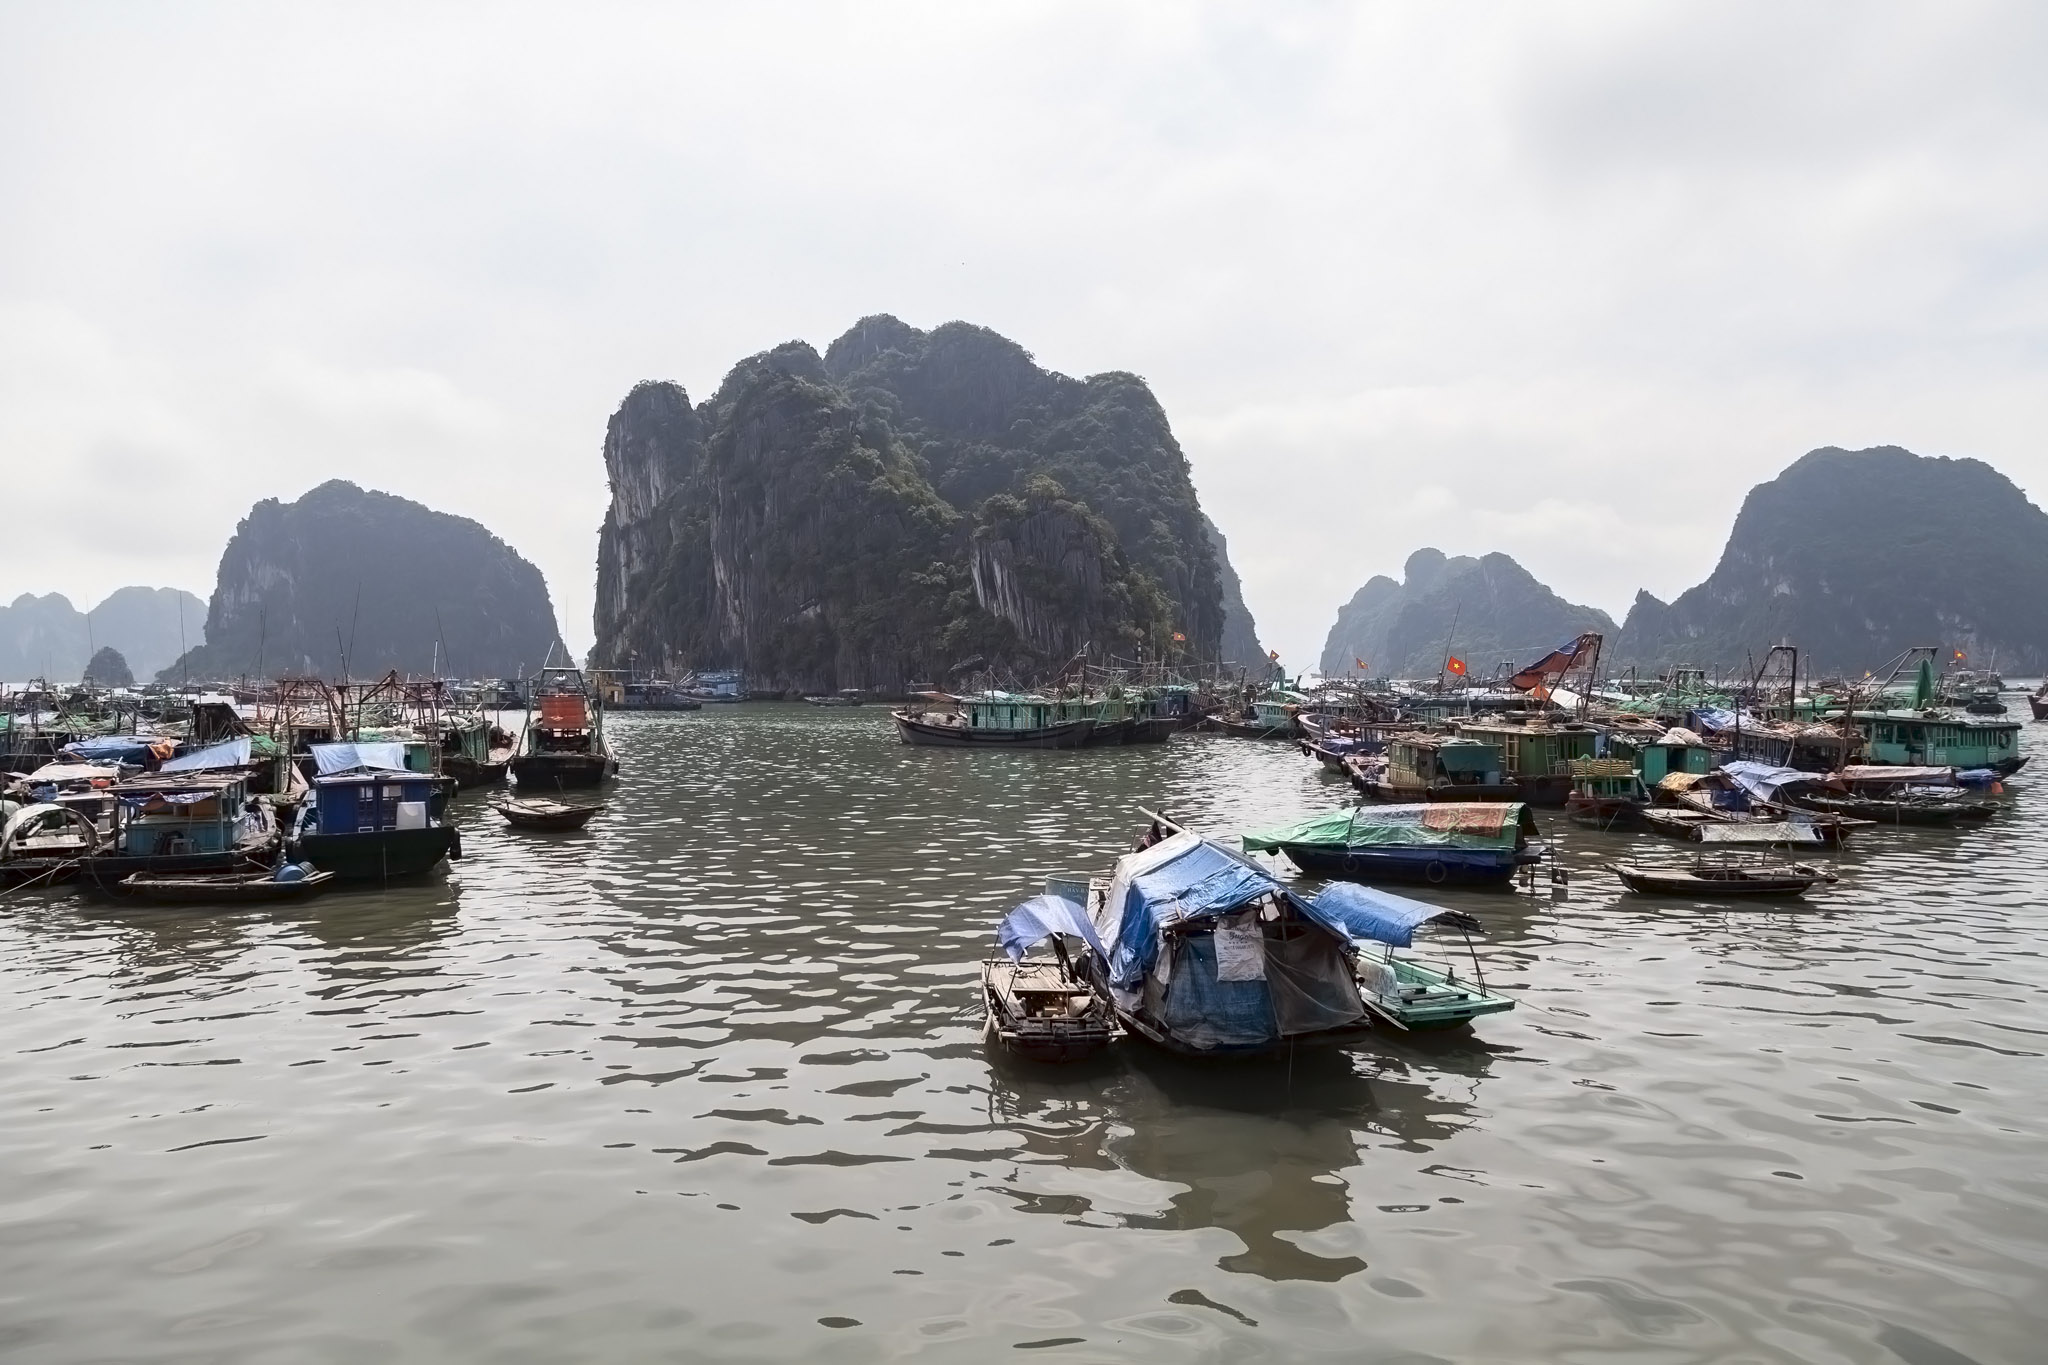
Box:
xmin=0 ymin=707 xmax=2041 ymax=1363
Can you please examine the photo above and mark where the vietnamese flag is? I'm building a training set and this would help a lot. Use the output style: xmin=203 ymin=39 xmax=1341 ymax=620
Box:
xmin=1446 ymin=656 xmax=1467 ymax=676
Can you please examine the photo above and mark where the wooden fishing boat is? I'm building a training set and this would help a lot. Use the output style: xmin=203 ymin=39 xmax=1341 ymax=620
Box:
xmin=511 ymin=662 xmax=618 ymax=789
xmin=1204 ymin=712 xmax=1294 ymax=739
xmin=1614 ymin=854 xmax=1834 ymax=897
xmin=803 ymin=690 xmax=865 ymax=707
xmin=894 ymin=693 xmax=1099 ymax=749
xmin=115 ymin=867 xmax=336 ymax=904
xmin=983 ymin=890 xmax=1117 ymax=1061
xmin=490 ymin=796 xmax=605 ymax=831
xmin=2030 ymin=684 xmax=2048 ymax=721
xmin=1242 ymin=802 xmax=1540 ymax=887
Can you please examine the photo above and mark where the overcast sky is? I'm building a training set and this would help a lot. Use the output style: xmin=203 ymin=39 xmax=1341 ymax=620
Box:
xmin=4 ymin=3 xmax=2045 ymax=668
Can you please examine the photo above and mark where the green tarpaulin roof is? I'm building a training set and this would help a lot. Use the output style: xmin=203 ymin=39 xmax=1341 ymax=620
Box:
xmin=1242 ymin=803 xmax=1526 ymax=853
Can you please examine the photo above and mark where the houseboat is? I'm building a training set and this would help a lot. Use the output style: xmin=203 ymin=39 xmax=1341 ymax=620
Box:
xmin=511 ymin=666 xmax=618 ymax=789
xmin=894 ymin=692 xmax=1101 ymax=749
xmin=47 ymin=774 xmax=280 ymax=887
xmin=1355 ymin=735 xmax=1519 ymax=803
xmin=1450 ymin=719 xmax=1600 ymax=806
xmin=1565 ymin=729 xmax=1714 ymax=829
xmin=1242 ymin=802 xmax=1540 ymax=886
xmin=1845 ymin=709 xmax=2024 ymax=777
xmin=1079 ymin=828 xmax=1376 ymax=1056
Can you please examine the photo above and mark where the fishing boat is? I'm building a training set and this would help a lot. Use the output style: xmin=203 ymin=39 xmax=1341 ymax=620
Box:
xmin=1614 ymin=853 xmax=1835 ymax=898
xmin=490 ymin=796 xmax=604 ymax=831
xmin=981 ymin=892 xmax=1117 ymax=1062
xmin=1844 ymin=708 xmax=2025 ymax=777
xmin=58 ymin=774 xmax=282 ymax=889
xmin=1653 ymin=766 xmax=1869 ymax=843
xmin=893 ymin=693 xmax=1097 ymax=749
xmin=1241 ymin=803 xmax=1540 ymax=887
xmin=1564 ymin=729 xmax=1715 ymax=830
xmin=1355 ymin=735 xmax=1520 ymax=803
xmin=115 ymin=866 xmax=336 ymax=904
xmin=1078 ymin=822 xmax=1377 ymax=1056
xmin=1203 ymin=690 xmax=1302 ymax=739
xmin=1778 ymin=767 xmax=2001 ymax=826
xmin=1310 ymin=882 xmax=1517 ymax=1031
xmin=511 ymin=664 xmax=618 ymax=789
xmin=289 ymin=745 xmax=462 ymax=880
xmin=440 ymin=715 xmax=515 ymax=789
xmin=803 ymin=690 xmax=865 ymax=707
xmin=2030 ymin=683 xmax=2048 ymax=721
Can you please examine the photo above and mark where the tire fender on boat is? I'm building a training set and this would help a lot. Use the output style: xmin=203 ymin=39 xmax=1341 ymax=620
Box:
xmin=1425 ymin=860 xmax=1448 ymax=884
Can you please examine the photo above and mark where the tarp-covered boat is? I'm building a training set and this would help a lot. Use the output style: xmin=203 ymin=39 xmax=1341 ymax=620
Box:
xmin=1084 ymin=830 xmax=1377 ymax=1055
xmin=1241 ymin=803 xmax=1540 ymax=886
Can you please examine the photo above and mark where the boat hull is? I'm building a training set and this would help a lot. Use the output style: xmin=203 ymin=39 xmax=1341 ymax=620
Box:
xmin=116 ymin=870 xmax=336 ymax=904
xmin=293 ymin=827 xmax=460 ymax=881
xmin=1274 ymin=842 xmax=1524 ymax=886
xmin=444 ymin=754 xmax=510 ymax=789
xmin=1615 ymin=866 xmax=1817 ymax=897
xmin=892 ymin=712 xmax=1096 ymax=749
xmin=510 ymin=752 xmax=617 ymax=789
xmin=1204 ymin=714 xmax=1295 ymax=739
xmin=1109 ymin=1004 xmax=1379 ymax=1057
xmin=1361 ymin=779 xmax=1524 ymax=804
xmin=1565 ymin=793 xmax=1652 ymax=830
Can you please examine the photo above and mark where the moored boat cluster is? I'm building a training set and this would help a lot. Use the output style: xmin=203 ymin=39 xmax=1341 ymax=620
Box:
xmin=975 ymin=638 xmax=2031 ymax=1063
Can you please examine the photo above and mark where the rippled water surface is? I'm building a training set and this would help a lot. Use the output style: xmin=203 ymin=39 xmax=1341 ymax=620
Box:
xmin=4 ymin=707 xmax=2046 ymax=1362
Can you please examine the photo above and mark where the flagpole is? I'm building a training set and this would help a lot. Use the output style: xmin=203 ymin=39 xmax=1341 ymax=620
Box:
xmin=1436 ymin=602 xmax=1461 ymax=694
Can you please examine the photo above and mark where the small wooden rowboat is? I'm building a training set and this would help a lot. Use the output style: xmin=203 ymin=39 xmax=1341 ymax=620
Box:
xmin=490 ymin=797 xmax=605 ymax=832
xmin=980 ymin=957 xmax=1115 ymax=1062
xmin=117 ymin=868 xmax=336 ymax=903
xmin=1614 ymin=856 xmax=1836 ymax=898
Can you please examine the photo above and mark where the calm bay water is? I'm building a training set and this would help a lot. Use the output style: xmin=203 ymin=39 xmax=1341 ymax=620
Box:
xmin=3 ymin=706 xmax=2045 ymax=1362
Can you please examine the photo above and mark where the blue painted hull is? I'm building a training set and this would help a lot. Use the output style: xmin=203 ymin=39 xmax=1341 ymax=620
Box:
xmin=1274 ymin=842 xmax=1526 ymax=886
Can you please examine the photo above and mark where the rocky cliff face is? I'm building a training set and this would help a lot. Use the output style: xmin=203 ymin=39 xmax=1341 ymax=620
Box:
xmin=0 ymin=587 xmax=204 ymax=683
xmin=1204 ymin=516 xmax=1275 ymax=673
xmin=1320 ymin=548 xmax=1618 ymax=679
xmin=162 ymin=480 xmax=565 ymax=681
xmin=1616 ymin=446 xmax=2048 ymax=673
xmin=592 ymin=317 xmax=1237 ymax=690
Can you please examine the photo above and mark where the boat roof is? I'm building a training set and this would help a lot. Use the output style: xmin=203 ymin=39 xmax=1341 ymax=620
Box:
xmin=111 ymin=774 xmax=248 ymax=796
xmin=1241 ymin=803 xmax=1528 ymax=853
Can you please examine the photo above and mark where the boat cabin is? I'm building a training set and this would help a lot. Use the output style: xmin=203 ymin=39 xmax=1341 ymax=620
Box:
xmin=110 ymin=774 xmax=256 ymax=857
xmin=1385 ymin=735 xmax=1506 ymax=789
xmin=307 ymin=771 xmax=440 ymax=838
xmin=1453 ymin=720 xmax=1599 ymax=803
xmin=1849 ymin=710 xmax=2023 ymax=774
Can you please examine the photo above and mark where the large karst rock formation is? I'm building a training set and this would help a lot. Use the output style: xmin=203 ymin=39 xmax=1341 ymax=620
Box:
xmin=1616 ymin=446 xmax=2048 ymax=673
xmin=161 ymin=480 xmax=564 ymax=681
xmin=593 ymin=316 xmax=1261 ymax=691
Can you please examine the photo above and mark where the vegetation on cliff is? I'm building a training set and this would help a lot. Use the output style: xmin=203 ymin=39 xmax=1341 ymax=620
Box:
xmin=1320 ymin=548 xmax=1617 ymax=680
xmin=1617 ymin=446 xmax=2048 ymax=674
xmin=84 ymin=646 xmax=134 ymax=687
xmin=594 ymin=317 xmax=1248 ymax=691
xmin=162 ymin=480 xmax=565 ymax=682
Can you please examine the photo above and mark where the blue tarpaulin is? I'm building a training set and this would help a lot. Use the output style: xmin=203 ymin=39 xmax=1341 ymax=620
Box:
xmin=311 ymin=742 xmax=410 ymax=775
xmin=1099 ymin=834 xmax=1356 ymax=990
xmin=997 ymin=894 xmax=1107 ymax=962
xmin=1310 ymin=882 xmax=1476 ymax=948
xmin=161 ymin=737 xmax=252 ymax=773
xmin=59 ymin=735 xmax=169 ymax=765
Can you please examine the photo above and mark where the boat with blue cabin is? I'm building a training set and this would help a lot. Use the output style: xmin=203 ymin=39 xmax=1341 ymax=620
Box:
xmin=289 ymin=743 xmax=463 ymax=880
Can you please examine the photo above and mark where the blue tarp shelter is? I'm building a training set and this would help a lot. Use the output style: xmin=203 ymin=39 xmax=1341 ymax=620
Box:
xmin=310 ymin=742 xmax=410 ymax=776
xmin=997 ymin=894 xmax=1106 ymax=962
xmin=1310 ymin=882 xmax=1481 ymax=948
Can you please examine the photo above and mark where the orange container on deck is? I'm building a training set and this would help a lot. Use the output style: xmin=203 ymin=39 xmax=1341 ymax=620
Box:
xmin=540 ymin=695 xmax=586 ymax=729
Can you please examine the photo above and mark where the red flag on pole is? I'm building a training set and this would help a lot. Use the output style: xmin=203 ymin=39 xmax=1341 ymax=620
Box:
xmin=1446 ymin=656 xmax=1467 ymax=676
